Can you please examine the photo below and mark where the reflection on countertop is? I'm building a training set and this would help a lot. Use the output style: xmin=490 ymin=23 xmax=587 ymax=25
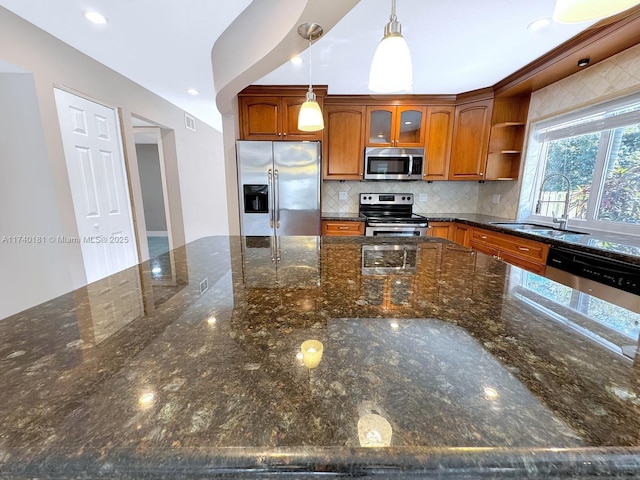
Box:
xmin=1 ymin=235 xmax=640 ymax=478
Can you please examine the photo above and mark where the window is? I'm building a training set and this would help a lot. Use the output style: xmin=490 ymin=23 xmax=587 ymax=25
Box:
xmin=527 ymin=92 xmax=640 ymax=235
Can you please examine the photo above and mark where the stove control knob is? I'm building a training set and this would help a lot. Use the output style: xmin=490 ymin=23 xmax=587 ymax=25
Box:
xmin=401 ymin=196 xmax=406 ymax=200
xmin=407 ymin=195 xmax=411 ymax=201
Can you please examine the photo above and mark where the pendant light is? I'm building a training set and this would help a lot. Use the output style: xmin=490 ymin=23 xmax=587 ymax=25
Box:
xmin=553 ymin=0 xmax=640 ymax=23
xmin=368 ymin=0 xmax=413 ymax=93
xmin=297 ymin=22 xmax=324 ymax=132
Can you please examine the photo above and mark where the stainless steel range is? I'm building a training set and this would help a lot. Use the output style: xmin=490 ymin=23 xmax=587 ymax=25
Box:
xmin=359 ymin=193 xmax=429 ymax=237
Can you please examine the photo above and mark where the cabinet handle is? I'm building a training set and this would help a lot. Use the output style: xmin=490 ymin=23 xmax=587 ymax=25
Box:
xmin=480 ymin=235 xmax=487 ymax=239
xmin=338 ymin=226 xmax=349 ymax=230
xmin=517 ymin=246 xmax=530 ymax=252
xmin=283 ymin=133 xmax=287 ymax=136
xmin=479 ymin=172 xmax=484 ymax=176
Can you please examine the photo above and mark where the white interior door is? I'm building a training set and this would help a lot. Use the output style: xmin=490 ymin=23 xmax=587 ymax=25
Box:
xmin=54 ymin=88 xmax=138 ymax=283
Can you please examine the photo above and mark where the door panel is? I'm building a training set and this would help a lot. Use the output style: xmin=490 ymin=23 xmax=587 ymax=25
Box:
xmin=236 ymin=141 xmax=274 ymax=236
xmin=424 ymin=106 xmax=454 ymax=180
xmin=54 ymin=88 xmax=138 ymax=283
xmin=273 ymin=142 xmax=320 ymax=235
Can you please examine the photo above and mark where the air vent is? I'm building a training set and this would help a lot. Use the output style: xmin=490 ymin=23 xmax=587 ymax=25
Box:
xmin=199 ymin=277 xmax=208 ymax=295
xmin=185 ymin=113 xmax=196 ymax=132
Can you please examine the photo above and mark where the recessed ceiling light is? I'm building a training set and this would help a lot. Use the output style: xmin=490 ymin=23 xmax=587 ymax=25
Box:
xmin=290 ymin=56 xmax=303 ymax=65
xmin=187 ymin=88 xmax=199 ymax=96
xmin=528 ymin=17 xmax=551 ymax=31
xmin=83 ymin=10 xmax=108 ymax=25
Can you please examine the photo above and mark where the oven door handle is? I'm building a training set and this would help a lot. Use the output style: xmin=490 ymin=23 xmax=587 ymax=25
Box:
xmin=367 ymin=222 xmax=428 ymax=228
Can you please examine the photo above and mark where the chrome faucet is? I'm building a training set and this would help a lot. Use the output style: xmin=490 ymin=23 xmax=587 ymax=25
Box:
xmin=535 ymin=174 xmax=571 ymax=230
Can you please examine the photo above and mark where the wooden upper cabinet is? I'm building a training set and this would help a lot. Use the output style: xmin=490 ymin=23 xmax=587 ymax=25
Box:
xmin=281 ymin=96 xmax=324 ymax=141
xmin=365 ymin=105 xmax=426 ymax=147
xmin=239 ymin=96 xmax=281 ymax=140
xmin=322 ymin=104 xmax=365 ymax=180
xmin=423 ymin=106 xmax=454 ymax=181
xmin=449 ymin=98 xmax=493 ymax=181
xmin=238 ymin=87 xmax=326 ymax=141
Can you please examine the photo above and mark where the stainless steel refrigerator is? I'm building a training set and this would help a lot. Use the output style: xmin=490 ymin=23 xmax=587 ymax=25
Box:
xmin=236 ymin=140 xmax=321 ymax=236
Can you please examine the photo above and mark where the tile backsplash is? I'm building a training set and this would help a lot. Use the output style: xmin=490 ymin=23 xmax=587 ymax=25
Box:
xmin=322 ymin=180 xmax=519 ymax=218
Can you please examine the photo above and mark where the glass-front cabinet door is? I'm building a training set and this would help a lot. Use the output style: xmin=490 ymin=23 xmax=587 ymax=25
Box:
xmin=396 ymin=106 xmax=426 ymax=147
xmin=365 ymin=105 xmax=426 ymax=147
xmin=366 ymin=106 xmax=394 ymax=146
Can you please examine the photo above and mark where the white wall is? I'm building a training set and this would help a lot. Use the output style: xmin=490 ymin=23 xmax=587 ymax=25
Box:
xmin=0 ymin=7 xmax=228 ymax=319
xmin=0 ymin=73 xmax=78 ymax=317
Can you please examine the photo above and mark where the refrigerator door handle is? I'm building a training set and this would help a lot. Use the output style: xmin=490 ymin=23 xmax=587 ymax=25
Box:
xmin=274 ymin=169 xmax=280 ymax=228
xmin=270 ymin=235 xmax=276 ymax=264
xmin=268 ymin=169 xmax=274 ymax=228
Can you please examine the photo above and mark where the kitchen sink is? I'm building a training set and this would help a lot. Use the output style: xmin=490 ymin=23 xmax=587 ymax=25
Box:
xmin=491 ymin=222 xmax=555 ymax=230
xmin=490 ymin=222 xmax=589 ymax=237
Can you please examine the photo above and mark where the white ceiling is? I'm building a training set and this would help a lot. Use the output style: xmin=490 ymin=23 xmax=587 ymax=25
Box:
xmin=0 ymin=0 xmax=600 ymax=131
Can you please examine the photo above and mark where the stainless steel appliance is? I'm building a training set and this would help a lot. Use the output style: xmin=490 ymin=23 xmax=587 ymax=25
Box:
xmin=364 ymin=147 xmax=424 ymax=181
xmin=359 ymin=193 xmax=429 ymax=236
xmin=240 ymin=236 xmax=320 ymax=288
xmin=237 ymin=141 xmax=321 ymax=236
xmin=546 ymin=246 xmax=640 ymax=313
xmin=361 ymin=244 xmax=418 ymax=275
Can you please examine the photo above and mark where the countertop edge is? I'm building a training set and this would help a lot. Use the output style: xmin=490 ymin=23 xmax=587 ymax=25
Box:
xmin=5 ymin=446 xmax=640 ymax=478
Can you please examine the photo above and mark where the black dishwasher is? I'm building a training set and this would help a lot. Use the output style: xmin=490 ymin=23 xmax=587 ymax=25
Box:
xmin=546 ymin=246 xmax=640 ymax=296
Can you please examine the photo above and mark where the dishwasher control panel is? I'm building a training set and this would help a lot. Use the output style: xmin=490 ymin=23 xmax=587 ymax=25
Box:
xmin=547 ymin=246 xmax=640 ymax=296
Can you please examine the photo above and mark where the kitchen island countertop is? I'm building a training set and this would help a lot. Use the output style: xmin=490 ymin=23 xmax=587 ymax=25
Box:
xmin=1 ymin=235 xmax=640 ymax=478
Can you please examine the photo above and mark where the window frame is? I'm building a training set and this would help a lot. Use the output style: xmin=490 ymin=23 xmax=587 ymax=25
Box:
xmin=525 ymin=91 xmax=640 ymax=236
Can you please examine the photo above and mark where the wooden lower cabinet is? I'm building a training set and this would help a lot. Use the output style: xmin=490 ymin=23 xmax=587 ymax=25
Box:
xmin=321 ymin=220 xmax=365 ymax=236
xmin=468 ymin=227 xmax=549 ymax=274
xmin=426 ymin=221 xmax=453 ymax=240
xmin=452 ymin=222 xmax=471 ymax=247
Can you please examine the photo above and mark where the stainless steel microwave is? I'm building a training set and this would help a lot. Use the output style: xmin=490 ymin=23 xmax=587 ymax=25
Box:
xmin=364 ymin=147 xmax=424 ymax=181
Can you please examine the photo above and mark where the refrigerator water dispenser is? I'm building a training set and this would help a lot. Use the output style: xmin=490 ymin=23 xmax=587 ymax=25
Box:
xmin=243 ymin=184 xmax=268 ymax=213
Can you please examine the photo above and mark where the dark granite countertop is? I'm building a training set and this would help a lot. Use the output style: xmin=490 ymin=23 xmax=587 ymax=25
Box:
xmin=2 ymin=235 xmax=640 ymax=478
xmin=322 ymin=212 xmax=366 ymax=222
xmin=323 ymin=212 xmax=640 ymax=264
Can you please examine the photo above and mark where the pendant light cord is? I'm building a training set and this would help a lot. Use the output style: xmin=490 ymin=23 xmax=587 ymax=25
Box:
xmin=308 ymin=36 xmax=313 ymax=94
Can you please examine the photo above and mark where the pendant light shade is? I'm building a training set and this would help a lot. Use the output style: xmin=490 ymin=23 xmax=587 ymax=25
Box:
xmin=553 ymin=0 xmax=640 ymax=23
xmin=298 ymin=90 xmax=324 ymax=132
xmin=297 ymin=23 xmax=324 ymax=132
xmin=369 ymin=0 xmax=413 ymax=93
